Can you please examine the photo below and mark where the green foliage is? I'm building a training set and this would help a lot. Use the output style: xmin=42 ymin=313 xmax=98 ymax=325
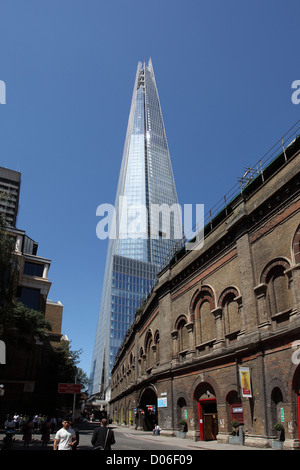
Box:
xmin=54 ymin=340 xmax=90 ymax=391
xmin=231 ymin=420 xmax=240 ymax=429
xmin=274 ymin=422 xmax=284 ymax=432
xmin=0 ymin=211 xmax=52 ymax=341
xmin=2 ymin=301 xmax=52 ymax=340
xmin=0 ymin=213 xmax=19 ymax=307
xmin=178 ymin=419 xmax=187 ymax=425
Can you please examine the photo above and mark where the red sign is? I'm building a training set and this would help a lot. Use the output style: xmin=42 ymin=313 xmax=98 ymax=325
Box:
xmin=58 ymin=383 xmax=81 ymax=394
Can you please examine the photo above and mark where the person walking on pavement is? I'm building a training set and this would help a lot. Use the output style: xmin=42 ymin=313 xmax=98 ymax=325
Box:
xmin=69 ymin=420 xmax=80 ymax=450
xmin=41 ymin=417 xmax=52 ymax=447
xmin=53 ymin=418 xmax=77 ymax=451
xmin=91 ymin=418 xmax=115 ymax=450
xmin=22 ymin=417 xmax=33 ymax=447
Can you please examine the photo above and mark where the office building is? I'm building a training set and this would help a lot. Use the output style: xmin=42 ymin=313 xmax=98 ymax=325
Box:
xmin=0 ymin=166 xmax=21 ymax=227
xmin=90 ymin=59 xmax=183 ymax=398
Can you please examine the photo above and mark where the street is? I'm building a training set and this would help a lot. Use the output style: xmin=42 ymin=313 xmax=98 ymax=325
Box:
xmin=0 ymin=422 xmax=197 ymax=451
xmin=0 ymin=422 xmax=267 ymax=452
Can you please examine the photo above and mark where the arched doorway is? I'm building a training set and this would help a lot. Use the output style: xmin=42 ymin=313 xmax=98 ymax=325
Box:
xmin=195 ymin=382 xmax=218 ymax=441
xmin=138 ymin=387 xmax=158 ymax=431
xmin=270 ymin=387 xmax=284 ymax=433
xmin=226 ymin=390 xmax=244 ymax=430
xmin=292 ymin=363 xmax=300 ymax=443
xmin=177 ymin=397 xmax=187 ymax=426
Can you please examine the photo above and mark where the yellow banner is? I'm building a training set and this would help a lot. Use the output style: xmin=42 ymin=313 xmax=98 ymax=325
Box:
xmin=239 ymin=367 xmax=252 ymax=397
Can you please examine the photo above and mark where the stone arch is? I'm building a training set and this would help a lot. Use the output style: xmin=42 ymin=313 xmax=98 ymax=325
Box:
xmin=192 ymin=374 xmax=221 ymax=403
xmin=190 ymin=285 xmax=215 ymax=322
xmin=192 ymin=375 xmax=220 ymax=441
xmin=174 ymin=314 xmax=188 ymax=330
xmin=218 ymin=286 xmax=240 ymax=307
xmin=138 ymin=384 xmax=158 ymax=431
xmin=260 ymin=258 xmax=291 ymax=284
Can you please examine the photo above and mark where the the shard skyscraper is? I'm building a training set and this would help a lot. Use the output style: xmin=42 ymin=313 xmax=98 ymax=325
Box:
xmin=89 ymin=59 xmax=183 ymax=399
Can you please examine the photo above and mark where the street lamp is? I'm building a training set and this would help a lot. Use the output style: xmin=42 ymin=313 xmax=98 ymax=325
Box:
xmin=0 ymin=384 xmax=5 ymax=397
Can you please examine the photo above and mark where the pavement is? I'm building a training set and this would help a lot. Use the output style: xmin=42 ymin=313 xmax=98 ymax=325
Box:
xmin=0 ymin=421 xmax=272 ymax=451
xmin=113 ymin=424 xmax=270 ymax=451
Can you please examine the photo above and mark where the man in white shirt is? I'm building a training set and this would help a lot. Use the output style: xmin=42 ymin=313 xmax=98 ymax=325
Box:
xmin=53 ymin=418 xmax=77 ymax=450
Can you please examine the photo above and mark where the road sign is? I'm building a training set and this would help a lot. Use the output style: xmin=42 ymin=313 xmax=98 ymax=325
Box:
xmin=58 ymin=383 xmax=81 ymax=394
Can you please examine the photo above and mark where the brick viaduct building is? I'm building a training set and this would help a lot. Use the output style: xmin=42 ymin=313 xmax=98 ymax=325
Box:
xmin=110 ymin=131 xmax=300 ymax=449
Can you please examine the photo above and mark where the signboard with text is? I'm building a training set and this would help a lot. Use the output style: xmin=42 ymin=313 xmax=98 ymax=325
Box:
xmin=157 ymin=397 xmax=167 ymax=408
xmin=58 ymin=383 xmax=81 ymax=394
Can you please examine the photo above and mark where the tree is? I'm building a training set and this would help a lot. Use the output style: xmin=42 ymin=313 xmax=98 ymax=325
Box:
xmin=0 ymin=211 xmax=19 ymax=307
xmin=55 ymin=339 xmax=90 ymax=391
xmin=0 ymin=210 xmax=51 ymax=341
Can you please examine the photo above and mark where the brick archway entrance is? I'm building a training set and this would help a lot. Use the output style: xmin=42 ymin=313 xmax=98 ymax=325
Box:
xmin=194 ymin=382 xmax=218 ymax=441
xmin=138 ymin=387 xmax=157 ymax=431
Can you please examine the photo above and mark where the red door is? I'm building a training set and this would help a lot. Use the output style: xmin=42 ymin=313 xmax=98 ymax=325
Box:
xmin=298 ymin=392 xmax=300 ymax=442
xmin=198 ymin=398 xmax=218 ymax=441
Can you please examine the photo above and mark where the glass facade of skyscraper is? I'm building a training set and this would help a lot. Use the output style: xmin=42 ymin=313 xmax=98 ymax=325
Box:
xmin=89 ymin=59 xmax=183 ymax=398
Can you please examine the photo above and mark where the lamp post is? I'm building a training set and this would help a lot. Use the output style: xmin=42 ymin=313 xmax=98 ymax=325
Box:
xmin=72 ymin=374 xmax=77 ymax=422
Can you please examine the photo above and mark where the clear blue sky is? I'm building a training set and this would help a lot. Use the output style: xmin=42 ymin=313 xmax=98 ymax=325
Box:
xmin=0 ymin=0 xmax=299 ymax=377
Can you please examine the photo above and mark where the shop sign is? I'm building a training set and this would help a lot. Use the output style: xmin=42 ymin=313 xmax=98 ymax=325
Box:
xmin=232 ymin=407 xmax=243 ymax=413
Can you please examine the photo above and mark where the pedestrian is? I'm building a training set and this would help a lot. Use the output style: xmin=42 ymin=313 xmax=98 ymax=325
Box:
xmin=152 ymin=424 xmax=161 ymax=436
xmin=53 ymin=418 xmax=77 ymax=451
xmin=91 ymin=418 xmax=115 ymax=450
xmin=69 ymin=420 xmax=80 ymax=451
xmin=41 ymin=417 xmax=51 ymax=447
xmin=13 ymin=413 xmax=19 ymax=430
xmin=50 ymin=416 xmax=57 ymax=434
xmin=5 ymin=415 xmax=15 ymax=432
xmin=22 ymin=417 xmax=33 ymax=447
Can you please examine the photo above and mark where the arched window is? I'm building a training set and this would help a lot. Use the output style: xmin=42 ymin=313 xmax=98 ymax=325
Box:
xmin=219 ymin=288 xmax=241 ymax=338
xmin=176 ymin=316 xmax=189 ymax=352
xmin=292 ymin=224 xmax=300 ymax=264
xmin=139 ymin=347 xmax=144 ymax=375
xmin=262 ymin=261 xmax=292 ymax=316
xmin=145 ymin=331 xmax=154 ymax=369
xmin=255 ymin=259 xmax=292 ymax=326
xmin=193 ymin=287 xmax=215 ymax=346
xmin=154 ymin=330 xmax=160 ymax=364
